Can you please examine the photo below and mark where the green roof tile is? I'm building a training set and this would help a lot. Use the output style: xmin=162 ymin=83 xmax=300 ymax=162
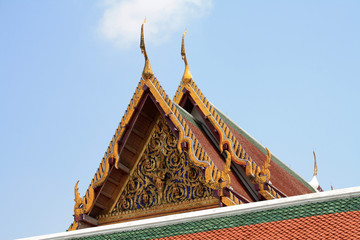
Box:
xmin=73 ymin=196 xmax=360 ymax=240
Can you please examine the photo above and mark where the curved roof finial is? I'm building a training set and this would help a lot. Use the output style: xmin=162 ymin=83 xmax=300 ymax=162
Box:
xmin=181 ymin=30 xmax=192 ymax=84
xmin=309 ymin=150 xmax=322 ymax=192
xmin=313 ymin=150 xmax=318 ymax=176
xmin=140 ymin=19 xmax=153 ymax=80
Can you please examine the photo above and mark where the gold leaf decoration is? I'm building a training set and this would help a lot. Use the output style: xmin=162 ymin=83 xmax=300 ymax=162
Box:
xmin=112 ymin=119 xmax=212 ymax=214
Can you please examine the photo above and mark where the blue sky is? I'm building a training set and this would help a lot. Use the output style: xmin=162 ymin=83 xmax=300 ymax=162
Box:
xmin=1 ymin=1 xmax=359 ymax=239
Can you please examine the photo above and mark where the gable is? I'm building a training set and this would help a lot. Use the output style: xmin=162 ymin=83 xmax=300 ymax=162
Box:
xmin=70 ymin=75 xmax=242 ymax=230
xmin=69 ymin=23 xmax=316 ymax=232
xmin=97 ymin=118 xmax=217 ymax=225
xmin=174 ymin=104 xmax=257 ymax=203
xmin=174 ymin=79 xmax=315 ymax=199
xmin=88 ymin=95 xmax=160 ymax=218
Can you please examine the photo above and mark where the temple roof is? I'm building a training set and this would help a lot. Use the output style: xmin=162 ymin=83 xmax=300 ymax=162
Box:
xmin=66 ymin=23 xmax=317 ymax=231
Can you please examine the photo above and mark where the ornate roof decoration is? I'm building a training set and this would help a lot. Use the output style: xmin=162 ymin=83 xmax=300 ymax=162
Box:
xmin=96 ymin=118 xmax=217 ymax=224
xmin=313 ymin=150 xmax=318 ymax=176
xmin=181 ymin=30 xmax=192 ymax=84
xmin=69 ymin=24 xmax=241 ymax=231
xmin=68 ymin=23 xmax=317 ymax=231
xmin=140 ymin=19 xmax=153 ymax=80
xmin=309 ymin=150 xmax=322 ymax=192
xmin=174 ymin=70 xmax=279 ymax=200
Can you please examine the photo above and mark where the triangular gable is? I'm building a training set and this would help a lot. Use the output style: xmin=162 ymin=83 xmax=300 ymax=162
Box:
xmin=69 ymin=24 xmax=316 ymax=231
xmin=69 ymin=75 xmax=242 ymax=230
xmin=69 ymin=24 xmax=243 ymax=230
xmin=97 ymin=117 xmax=217 ymax=225
xmin=173 ymin=103 xmax=257 ymax=203
xmin=173 ymin=30 xmax=315 ymax=200
xmin=173 ymin=78 xmax=315 ymax=200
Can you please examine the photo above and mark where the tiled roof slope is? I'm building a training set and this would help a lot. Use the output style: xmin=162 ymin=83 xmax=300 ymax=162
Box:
xmin=20 ymin=187 xmax=360 ymax=239
xmin=158 ymin=211 xmax=360 ymax=239
xmin=73 ymin=196 xmax=360 ymax=240
xmin=175 ymin=104 xmax=254 ymax=202
xmin=214 ymin=107 xmax=316 ymax=196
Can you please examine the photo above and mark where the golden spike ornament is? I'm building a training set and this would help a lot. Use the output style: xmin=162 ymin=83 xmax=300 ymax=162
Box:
xmin=313 ymin=150 xmax=318 ymax=176
xmin=140 ymin=19 xmax=153 ymax=80
xmin=181 ymin=30 xmax=192 ymax=84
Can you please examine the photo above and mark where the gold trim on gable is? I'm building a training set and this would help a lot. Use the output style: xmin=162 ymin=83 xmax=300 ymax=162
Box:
xmin=103 ymin=118 xmax=215 ymax=222
xmin=173 ymin=78 xmax=281 ymax=200
xmin=98 ymin=197 xmax=218 ymax=225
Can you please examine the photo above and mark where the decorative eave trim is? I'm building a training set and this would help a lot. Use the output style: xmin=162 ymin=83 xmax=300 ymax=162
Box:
xmin=68 ymin=77 xmax=147 ymax=231
xmin=221 ymin=191 xmax=244 ymax=206
xmin=174 ymin=80 xmax=280 ymax=200
xmin=142 ymin=77 xmax=232 ymax=190
xmin=97 ymin=196 xmax=218 ymax=225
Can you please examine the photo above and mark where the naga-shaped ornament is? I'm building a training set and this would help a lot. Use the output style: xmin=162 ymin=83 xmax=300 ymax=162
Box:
xmin=205 ymin=150 xmax=231 ymax=189
xmin=245 ymin=148 xmax=271 ymax=184
xmin=73 ymin=181 xmax=95 ymax=217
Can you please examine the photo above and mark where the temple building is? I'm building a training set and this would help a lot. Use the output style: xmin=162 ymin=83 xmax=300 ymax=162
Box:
xmin=21 ymin=23 xmax=360 ymax=239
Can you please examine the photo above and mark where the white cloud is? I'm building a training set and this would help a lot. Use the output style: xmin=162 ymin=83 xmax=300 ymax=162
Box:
xmin=98 ymin=0 xmax=212 ymax=48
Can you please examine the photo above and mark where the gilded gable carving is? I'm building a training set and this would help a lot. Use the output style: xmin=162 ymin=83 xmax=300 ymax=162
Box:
xmin=111 ymin=119 xmax=213 ymax=214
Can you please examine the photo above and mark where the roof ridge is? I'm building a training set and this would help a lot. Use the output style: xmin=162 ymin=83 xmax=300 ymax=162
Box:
xmin=69 ymin=77 xmax=148 ymax=231
xmin=145 ymin=77 xmax=232 ymax=191
xmin=174 ymin=80 xmax=282 ymax=200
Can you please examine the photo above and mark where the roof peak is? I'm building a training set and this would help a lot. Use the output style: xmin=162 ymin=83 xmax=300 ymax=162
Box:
xmin=140 ymin=19 xmax=153 ymax=80
xmin=313 ymin=150 xmax=318 ymax=176
xmin=181 ymin=30 xmax=192 ymax=84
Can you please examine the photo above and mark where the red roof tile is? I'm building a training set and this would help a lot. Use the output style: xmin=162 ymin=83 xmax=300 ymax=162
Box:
xmin=183 ymin=118 xmax=254 ymax=202
xmin=226 ymin=124 xmax=313 ymax=197
xmin=156 ymin=210 xmax=360 ymax=240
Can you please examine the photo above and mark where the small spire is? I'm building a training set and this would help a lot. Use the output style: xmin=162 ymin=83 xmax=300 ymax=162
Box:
xmin=331 ymin=185 xmax=334 ymax=190
xmin=313 ymin=150 xmax=318 ymax=176
xmin=309 ymin=150 xmax=323 ymax=192
xmin=140 ymin=19 xmax=153 ymax=80
xmin=181 ymin=30 xmax=192 ymax=84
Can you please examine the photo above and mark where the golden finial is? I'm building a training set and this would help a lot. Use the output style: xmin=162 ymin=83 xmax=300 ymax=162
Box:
xmin=140 ymin=19 xmax=153 ymax=80
xmin=331 ymin=185 xmax=334 ymax=190
xmin=181 ymin=30 xmax=192 ymax=84
xmin=313 ymin=150 xmax=318 ymax=176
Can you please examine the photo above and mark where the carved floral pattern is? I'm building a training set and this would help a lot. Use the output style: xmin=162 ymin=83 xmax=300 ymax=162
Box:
xmin=112 ymin=119 xmax=212 ymax=213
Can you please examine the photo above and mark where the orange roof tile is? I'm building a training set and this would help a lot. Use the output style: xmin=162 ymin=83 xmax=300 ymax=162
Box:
xmin=156 ymin=210 xmax=360 ymax=240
